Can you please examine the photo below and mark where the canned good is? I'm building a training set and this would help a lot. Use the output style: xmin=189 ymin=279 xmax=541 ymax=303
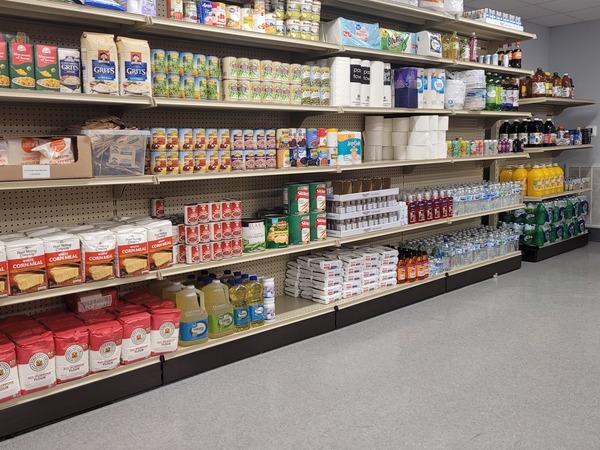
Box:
xmin=178 ymin=224 xmax=185 ymax=244
xmin=241 ymin=130 xmax=253 ymax=150
xmin=177 ymin=129 xmax=192 ymax=151
xmin=237 ymin=57 xmax=250 ymax=79
xmin=206 ymin=56 xmax=220 ymax=78
xmin=301 ymin=0 xmax=313 ymax=19
xmin=310 ymin=23 xmax=319 ymax=40
xmin=166 ymin=128 xmax=179 ymax=150
xmin=185 ymin=225 xmax=200 ymax=245
xmin=291 ymin=84 xmax=302 ymax=105
xmin=276 ymin=128 xmax=290 ymax=149
xmin=185 ymin=245 xmax=200 ymax=265
xmin=266 ymin=129 xmax=276 ymax=149
xmin=274 ymin=82 xmax=284 ymax=103
xmin=229 ymin=200 xmax=242 ymax=218
xmin=285 ymin=184 xmax=310 ymax=214
xmin=237 ymin=80 xmax=250 ymax=102
xmin=320 ymin=85 xmax=330 ymax=105
xmin=300 ymin=65 xmax=311 ymax=85
xmin=192 ymin=149 xmax=207 ymax=173
xmin=254 ymin=129 xmax=266 ymax=150
xmin=261 ymin=81 xmax=275 ymax=103
xmin=288 ymin=214 xmax=310 ymax=245
xmin=231 ymin=239 xmax=243 ymax=257
xmin=209 ymin=202 xmax=222 ymax=221
xmin=310 ymin=212 xmax=327 ymax=241
xmin=218 ymin=149 xmax=231 ymax=171
xmin=206 ymin=77 xmax=220 ymax=100
xmin=301 ymin=85 xmax=311 ymax=105
xmin=309 ymin=182 xmax=327 ymax=212
xmin=200 ymin=243 xmax=212 ymax=262
xmin=244 ymin=150 xmax=255 ymax=170
xmin=231 ymin=219 xmax=242 ymax=237
xmin=221 ymin=240 xmax=233 ymax=259
xmin=150 ymin=128 xmax=167 ymax=150
xmin=307 ymin=128 xmax=318 ymax=148
xmin=194 ymin=77 xmax=206 ymax=100
xmin=221 ymin=220 xmax=233 ymax=239
xmin=194 ymin=54 xmax=206 ymax=78
xmin=151 ymin=49 xmax=166 ymax=74
xmin=206 ymin=129 xmax=218 ymax=150
xmin=297 ymin=128 xmax=307 ymax=147
xmin=248 ymin=59 xmax=260 ymax=80
xmin=197 ymin=203 xmax=210 ymax=223
xmin=223 ymin=79 xmax=238 ymax=102
xmin=221 ymin=56 xmax=238 ymax=79
xmin=320 ymin=67 xmax=330 ymax=86
xmin=231 ymin=150 xmax=244 ymax=170
xmin=179 ymin=150 xmax=194 ymax=173
xmin=229 ymin=129 xmax=243 ymax=151
xmin=277 ymin=148 xmax=290 ymax=168
xmin=247 ymin=81 xmax=260 ymax=103
xmin=210 ymin=222 xmax=222 ymax=241
xmin=310 ymin=85 xmax=320 ymax=105
xmin=152 ymin=73 xmax=168 ymax=97
xmin=178 ymin=244 xmax=186 ymax=264
xmin=260 ymin=60 xmax=274 ymax=81
xmin=286 ymin=2 xmax=301 ymax=19
xmin=183 ymin=1 xmax=197 ymax=22
xmin=266 ymin=149 xmax=276 ymax=169
xmin=286 ymin=19 xmax=301 ymax=38
xmin=179 ymin=76 xmax=194 ymax=98
xmin=254 ymin=149 xmax=266 ymax=169
xmin=241 ymin=7 xmax=253 ymax=31
xmin=279 ymin=63 xmax=290 ymax=83
xmin=281 ymin=84 xmax=291 ymax=103
xmin=199 ymin=223 xmax=211 ymax=243
xmin=300 ymin=20 xmax=311 ymax=39
xmin=151 ymin=198 xmax=165 ymax=218
xmin=221 ymin=201 xmax=232 ymax=220
xmin=290 ymin=64 xmax=302 ymax=84
xmin=264 ymin=215 xmax=289 ymax=248
xmin=217 ymin=129 xmax=230 ymax=151
xmin=166 ymin=51 xmax=180 ymax=75
xmin=185 ymin=204 xmax=199 ymax=225
xmin=275 ymin=19 xmax=285 ymax=36
xmin=211 ymin=241 xmax=223 ymax=261
xmin=180 ymin=52 xmax=195 ymax=76
xmin=192 ymin=128 xmax=206 ymax=150
xmin=167 ymin=74 xmax=181 ymax=98
xmin=150 ymin=152 xmax=167 ymax=174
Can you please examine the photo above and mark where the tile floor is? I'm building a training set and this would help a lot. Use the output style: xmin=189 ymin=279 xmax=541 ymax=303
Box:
xmin=2 ymin=244 xmax=600 ymax=450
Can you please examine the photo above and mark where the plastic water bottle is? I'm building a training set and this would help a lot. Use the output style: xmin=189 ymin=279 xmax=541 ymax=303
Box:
xmin=442 ymin=238 xmax=452 ymax=271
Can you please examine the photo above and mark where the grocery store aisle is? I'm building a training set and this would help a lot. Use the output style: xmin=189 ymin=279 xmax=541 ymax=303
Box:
xmin=3 ymin=244 xmax=600 ymax=450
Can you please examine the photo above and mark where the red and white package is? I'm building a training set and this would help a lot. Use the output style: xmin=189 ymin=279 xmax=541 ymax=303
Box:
xmin=14 ymin=331 xmax=56 ymax=395
xmin=150 ymin=308 xmax=180 ymax=356
xmin=221 ymin=221 xmax=232 ymax=240
xmin=120 ymin=289 xmax=152 ymax=303
xmin=178 ymin=224 xmax=185 ymax=244
xmin=200 ymin=243 xmax=212 ymax=262
xmin=230 ymin=199 xmax=242 ymax=218
xmin=208 ymin=201 xmax=221 ymax=222
xmin=231 ymin=239 xmax=243 ymax=257
xmin=142 ymin=298 xmax=175 ymax=310
xmin=52 ymin=326 xmax=90 ymax=383
xmin=231 ymin=220 xmax=242 ymax=238
xmin=118 ymin=312 xmax=151 ymax=365
xmin=221 ymin=200 xmax=232 ymax=220
xmin=199 ymin=223 xmax=211 ymax=243
xmin=0 ymin=242 xmax=8 ymax=298
xmin=43 ymin=233 xmax=83 ymax=288
xmin=197 ymin=203 xmax=210 ymax=223
xmin=178 ymin=244 xmax=186 ymax=264
xmin=185 ymin=225 xmax=200 ymax=245
xmin=106 ymin=303 xmax=146 ymax=317
xmin=111 ymin=226 xmax=149 ymax=278
xmin=209 ymin=222 xmax=222 ymax=241
xmin=221 ymin=240 xmax=232 ymax=259
xmin=0 ymin=315 xmax=46 ymax=340
xmin=87 ymin=320 xmax=123 ymax=373
xmin=65 ymin=287 xmax=118 ymax=313
xmin=37 ymin=315 xmax=83 ymax=331
xmin=184 ymin=204 xmax=199 ymax=225
xmin=5 ymin=238 xmax=48 ymax=295
xmin=78 ymin=230 xmax=117 ymax=283
xmin=211 ymin=241 xmax=222 ymax=261
xmin=76 ymin=309 xmax=114 ymax=325
xmin=0 ymin=333 xmax=21 ymax=403
xmin=186 ymin=245 xmax=200 ymax=264
xmin=142 ymin=220 xmax=173 ymax=270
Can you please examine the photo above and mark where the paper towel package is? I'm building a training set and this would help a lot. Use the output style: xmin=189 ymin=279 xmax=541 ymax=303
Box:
xmin=416 ymin=31 xmax=442 ymax=58
xmin=360 ymin=60 xmax=371 ymax=107
xmin=383 ymin=64 xmax=392 ymax=108
xmin=363 ymin=131 xmax=384 ymax=146
xmin=349 ymin=58 xmax=362 ymax=106
xmin=438 ymin=116 xmax=449 ymax=131
xmin=427 ymin=68 xmax=446 ymax=109
xmin=394 ymin=146 xmax=408 ymax=160
xmin=383 ymin=132 xmax=392 ymax=147
xmin=394 ymin=67 xmax=419 ymax=108
xmin=382 ymin=146 xmax=394 ymax=161
xmin=392 ymin=132 xmax=409 ymax=146
xmin=383 ymin=118 xmax=393 ymax=132
xmin=369 ymin=61 xmax=385 ymax=107
xmin=408 ymin=132 xmax=431 ymax=146
xmin=364 ymin=145 xmax=383 ymax=162
xmin=407 ymin=145 xmax=430 ymax=160
xmin=328 ymin=57 xmax=351 ymax=106
xmin=380 ymin=29 xmax=416 ymax=54
xmin=321 ymin=18 xmax=380 ymax=49
xmin=338 ymin=131 xmax=362 ymax=165
xmin=365 ymin=116 xmax=385 ymax=131
xmin=429 ymin=115 xmax=439 ymax=131
xmin=418 ymin=67 xmax=426 ymax=108
xmin=438 ymin=142 xmax=448 ymax=159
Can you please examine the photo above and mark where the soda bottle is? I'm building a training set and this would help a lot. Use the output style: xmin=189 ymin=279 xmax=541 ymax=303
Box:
xmin=502 ymin=44 xmax=511 ymax=67
xmin=502 ymin=78 xmax=511 ymax=111
xmin=532 ymin=68 xmax=546 ymax=97
xmin=509 ymin=120 xmax=519 ymax=141
xmin=511 ymin=42 xmax=522 ymax=68
xmin=535 ymin=202 xmax=548 ymax=225
xmin=510 ymin=77 xmax=520 ymax=111
xmin=497 ymin=45 xmax=504 ymax=66
xmin=543 ymin=118 xmax=557 ymax=147
xmin=499 ymin=120 xmax=510 ymax=140
xmin=486 ymin=73 xmax=496 ymax=111
xmin=494 ymin=74 xmax=503 ymax=111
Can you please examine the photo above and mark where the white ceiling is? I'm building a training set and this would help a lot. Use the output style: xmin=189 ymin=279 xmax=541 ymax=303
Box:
xmin=464 ymin=0 xmax=600 ymax=27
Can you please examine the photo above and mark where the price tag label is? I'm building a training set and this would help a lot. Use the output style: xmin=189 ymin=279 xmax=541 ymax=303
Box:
xmin=22 ymin=165 xmax=51 ymax=179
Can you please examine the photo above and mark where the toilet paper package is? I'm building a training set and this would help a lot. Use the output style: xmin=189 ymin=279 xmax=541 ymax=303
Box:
xmin=383 ymin=119 xmax=393 ymax=132
xmin=364 ymin=145 xmax=383 ymax=162
xmin=320 ymin=18 xmax=380 ymax=49
xmin=365 ymin=116 xmax=385 ymax=131
xmin=438 ymin=116 xmax=449 ymax=131
xmin=394 ymin=67 xmax=418 ymax=108
xmin=360 ymin=60 xmax=370 ymax=107
xmin=383 ymin=63 xmax=392 ymax=107
xmin=328 ymin=57 xmax=351 ymax=106
xmin=408 ymin=132 xmax=431 ymax=146
xmin=363 ymin=131 xmax=384 ymax=146
xmin=419 ymin=0 xmax=444 ymax=12
xmin=416 ymin=31 xmax=442 ymax=58
xmin=418 ymin=67 xmax=426 ymax=108
xmin=394 ymin=146 xmax=408 ymax=160
xmin=392 ymin=132 xmax=408 ymax=146
xmin=429 ymin=115 xmax=439 ymax=131
xmin=407 ymin=144 xmax=431 ymax=160
xmin=393 ymin=117 xmax=410 ymax=132
xmin=380 ymin=29 xmax=416 ymax=54
xmin=410 ymin=115 xmax=430 ymax=132
xmin=445 ymin=80 xmax=466 ymax=110
xmin=427 ymin=68 xmax=446 ymax=110
xmin=369 ymin=61 xmax=385 ymax=107
xmin=382 ymin=146 xmax=394 ymax=161
xmin=337 ymin=131 xmax=362 ymax=165
xmin=383 ymin=132 xmax=392 ymax=147
xmin=349 ymin=58 xmax=362 ymax=106
xmin=464 ymin=88 xmax=486 ymax=111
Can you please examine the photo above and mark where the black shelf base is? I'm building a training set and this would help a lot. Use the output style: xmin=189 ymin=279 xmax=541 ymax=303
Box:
xmin=521 ymin=233 xmax=589 ymax=262
xmin=446 ymin=255 xmax=522 ymax=292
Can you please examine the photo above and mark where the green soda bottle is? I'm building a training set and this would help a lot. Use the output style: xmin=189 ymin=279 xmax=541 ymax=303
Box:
xmin=533 ymin=225 xmax=545 ymax=247
xmin=565 ymin=198 xmax=574 ymax=220
xmin=535 ymin=202 xmax=548 ymax=226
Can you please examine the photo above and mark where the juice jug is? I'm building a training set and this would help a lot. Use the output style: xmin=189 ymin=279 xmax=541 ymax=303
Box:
xmin=229 ymin=279 xmax=250 ymax=332
xmin=532 ymin=68 xmax=546 ymax=97
xmin=244 ymin=275 xmax=265 ymax=328
xmin=149 ymin=279 xmax=172 ymax=297
xmin=202 ymin=279 xmax=234 ymax=338
xmin=511 ymin=165 xmax=528 ymax=195
xmin=397 ymin=252 xmax=407 ymax=284
xmin=541 ymin=164 xmax=552 ymax=195
xmin=162 ymin=281 xmax=184 ymax=301
xmin=553 ymin=164 xmax=564 ymax=193
xmin=176 ymin=285 xmax=208 ymax=346
xmin=527 ymin=165 xmax=545 ymax=197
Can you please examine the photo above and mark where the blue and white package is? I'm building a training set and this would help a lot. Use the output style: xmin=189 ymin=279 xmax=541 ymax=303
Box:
xmin=73 ymin=0 xmax=125 ymax=11
xmin=394 ymin=67 xmax=419 ymax=109
xmin=337 ymin=131 xmax=362 ymax=165
xmin=416 ymin=31 xmax=442 ymax=58
xmin=321 ymin=18 xmax=380 ymax=49
xmin=118 ymin=0 xmax=157 ymax=16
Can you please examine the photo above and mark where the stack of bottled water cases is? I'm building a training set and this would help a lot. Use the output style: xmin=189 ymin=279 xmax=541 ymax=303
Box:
xmin=401 ymin=225 xmax=521 ymax=275
xmin=499 ymin=196 xmax=589 ymax=247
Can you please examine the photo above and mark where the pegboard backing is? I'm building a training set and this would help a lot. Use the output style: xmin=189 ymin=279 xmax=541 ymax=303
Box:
xmin=447 ymin=117 xmax=487 ymax=141
xmin=302 ymin=113 xmax=365 ymax=131
xmin=404 ymin=163 xmax=483 ymax=189
xmin=0 ymin=186 xmax=114 ymax=234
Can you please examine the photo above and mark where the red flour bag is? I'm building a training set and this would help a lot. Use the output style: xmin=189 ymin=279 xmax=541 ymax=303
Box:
xmin=150 ymin=308 xmax=180 ymax=356
xmin=77 ymin=309 xmax=115 ymax=325
xmin=65 ymin=287 xmax=118 ymax=313
xmin=87 ymin=320 xmax=123 ymax=373
xmin=13 ymin=331 xmax=56 ymax=395
xmin=0 ymin=333 xmax=20 ymax=403
xmin=106 ymin=303 xmax=147 ymax=317
xmin=120 ymin=289 xmax=153 ymax=303
xmin=0 ymin=316 xmax=47 ymax=340
xmin=52 ymin=325 xmax=90 ymax=384
xmin=142 ymin=298 xmax=175 ymax=310
xmin=117 ymin=312 xmax=151 ymax=365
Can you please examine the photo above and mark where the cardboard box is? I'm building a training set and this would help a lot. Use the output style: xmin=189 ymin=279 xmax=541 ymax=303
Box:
xmin=9 ymin=41 xmax=34 ymax=90
xmin=0 ymin=41 xmax=8 ymax=88
xmin=34 ymin=44 xmax=59 ymax=91
xmin=0 ymin=136 xmax=93 ymax=182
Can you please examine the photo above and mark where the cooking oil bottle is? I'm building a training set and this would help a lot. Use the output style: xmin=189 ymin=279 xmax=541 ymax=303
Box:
xmin=162 ymin=281 xmax=184 ymax=301
xmin=229 ymin=279 xmax=250 ymax=332
xmin=202 ymin=279 xmax=234 ymax=338
xmin=176 ymin=285 xmax=208 ymax=346
xmin=244 ymin=275 xmax=265 ymax=328
xmin=221 ymin=270 xmax=235 ymax=284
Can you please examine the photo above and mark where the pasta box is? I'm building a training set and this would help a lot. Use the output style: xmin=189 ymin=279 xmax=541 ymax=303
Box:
xmin=0 ymin=135 xmax=92 ymax=182
xmin=34 ymin=44 xmax=60 ymax=91
xmin=9 ymin=41 xmax=34 ymax=90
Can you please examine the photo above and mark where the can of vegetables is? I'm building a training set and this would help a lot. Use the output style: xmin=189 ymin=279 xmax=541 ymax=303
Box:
xmin=288 ymin=214 xmax=310 ymax=245
xmin=242 ymin=218 xmax=266 ymax=253
xmin=264 ymin=215 xmax=289 ymax=249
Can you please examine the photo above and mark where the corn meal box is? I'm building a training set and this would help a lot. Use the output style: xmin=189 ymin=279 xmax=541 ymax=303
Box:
xmin=139 ymin=219 xmax=173 ymax=270
xmin=13 ymin=331 xmax=56 ymax=395
xmin=0 ymin=242 xmax=8 ymax=298
xmin=111 ymin=225 xmax=149 ymax=278
xmin=0 ymin=334 xmax=21 ymax=403
xmin=58 ymin=48 xmax=82 ymax=93
xmin=0 ymin=41 xmax=9 ymax=88
xmin=34 ymin=44 xmax=59 ymax=91
xmin=42 ymin=234 xmax=83 ymax=288
xmin=5 ymin=238 xmax=48 ymax=295
xmin=8 ymin=41 xmax=35 ymax=90
xmin=78 ymin=230 xmax=116 ymax=282
xmin=87 ymin=320 xmax=123 ymax=373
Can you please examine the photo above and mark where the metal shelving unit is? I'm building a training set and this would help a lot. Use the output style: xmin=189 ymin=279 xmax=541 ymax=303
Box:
xmin=525 ymin=145 xmax=595 ymax=154
xmin=522 ymin=188 xmax=591 ymax=203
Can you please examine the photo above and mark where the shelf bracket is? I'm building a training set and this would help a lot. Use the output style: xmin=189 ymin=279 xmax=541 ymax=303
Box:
xmin=112 ymin=184 xmax=128 ymax=200
xmin=118 ymin=15 xmax=153 ymax=36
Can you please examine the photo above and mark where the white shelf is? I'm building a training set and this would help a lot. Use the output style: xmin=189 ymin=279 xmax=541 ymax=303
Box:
xmin=0 ymin=176 xmax=157 ymax=191
xmin=452 ymin=153 xmax=530 ymax=163
xmin=453 ymin=110 xmax=532 ymax=118
xmin=327 ymin=205 xmax=400 ymax=221
xmin=522 ymin=189 xmax=591 ymax=202
xmin=327 ymin=188 xmax=399 ymax=202
xmin=0 ymin=89 xmax=152 ymax=107
xmin=157 ymin=166 xmax=337 ymax=183
xmin=342 ymin=107 xmax=452 ymax=115
xmin=519 ymin=98 xmax=595 ymax=107
xmin=153 ymin=98 xmax=339 ymax=113
xmin=525 ymin=145 xmax=594 ymax=154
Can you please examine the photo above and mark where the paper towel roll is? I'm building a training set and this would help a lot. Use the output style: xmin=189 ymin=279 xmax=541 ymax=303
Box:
xmin=360 ymin=60 xmax=370 ymax=107
xmin=363 ymin=131 xmax=384 ymax=146
xmin=350 ymin=58 xmax=362 ymax=107
xmin=394 ymin=146 xmax=408 ymax=160
xmin=438 ymin=142 xmax=448 ymax=159
xmin=445 ymin=80 xmax=466 ymax=110
xmin=393 ymin=118 xmax=410 ymax=132
xmin=364 ymin=116 xmax=385 ymax=132
xmin=408 ymin=132 xmax=431 ymax=146
xmin=410 ymin=116 xmax=430 ymax=132
xmin=364 ymin=145 xmax=383 ymax=162
xmin=328 ymin=57 xmax=351 ymax=106
xmin=438 ymin=131 xmax=447 ymax=143
xmin=407 ymin=145 xmax=430 ymax=160
xmin=438 ymin=116 xmax=449 ymax=131
xmin=428 ymin=145 xmax=438 ymax=160
xmin=429 ymin=131 xmax=440 ymax=145
xmin=392 ymin=132 xmax=409 ymax=146
xmin=429 ymin=115 xmax=439 ymax=131
xmin=383 ymin=132 xmax=392 ymax=147
xmin=382 ymin=146 xmax=394 ymax=161
xmin=383 ymin=63 xmax=392 ymax=108
xmin=383 ymin=118 xmax=393 ymax=132
xmin=369 ymin=61 xmax=385 ymax=108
